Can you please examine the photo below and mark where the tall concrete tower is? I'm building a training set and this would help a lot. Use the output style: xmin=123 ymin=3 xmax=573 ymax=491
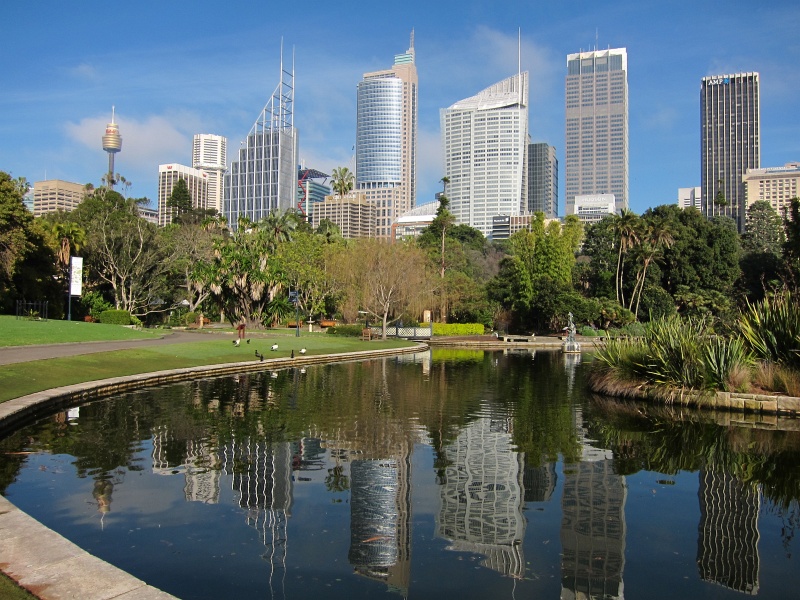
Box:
xmin=564 ymin=48 xmax=629 ymax=217
xmin=102 ymin=107 xmax=122 ymax=187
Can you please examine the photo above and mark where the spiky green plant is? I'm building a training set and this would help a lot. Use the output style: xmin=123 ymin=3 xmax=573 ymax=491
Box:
xmin=703 ymin=336 xmax=754 ymax=392
xmin=738 ymin=290 xmax=800 ymax=369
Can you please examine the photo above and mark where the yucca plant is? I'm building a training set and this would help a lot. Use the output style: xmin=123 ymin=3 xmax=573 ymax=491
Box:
xmin=703 ymin=336 xmax=755 ymax=392
xmin=739 ymin=290 xmax=800 ymax=370
xmin=640 ymin=316 xmax=710 ymax=389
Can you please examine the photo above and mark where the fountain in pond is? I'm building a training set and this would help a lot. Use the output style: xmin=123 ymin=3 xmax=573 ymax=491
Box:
xmin=562 ymin=312 xmax=581 ymax=354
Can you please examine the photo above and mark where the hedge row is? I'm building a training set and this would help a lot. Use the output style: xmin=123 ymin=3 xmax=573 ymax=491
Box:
xmin=97 ymin=309 xmax=133 ymax=325
xmin=432 ymin=323 xmax=485 ymax=336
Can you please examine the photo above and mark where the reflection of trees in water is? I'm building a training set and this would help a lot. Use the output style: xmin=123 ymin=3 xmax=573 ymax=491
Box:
xmin=587 ymin=395 xmax=800 ymax=555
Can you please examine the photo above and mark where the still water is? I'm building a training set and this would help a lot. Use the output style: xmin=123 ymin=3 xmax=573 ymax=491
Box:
xmin=2 ymin=349 xmax=800 ymax=599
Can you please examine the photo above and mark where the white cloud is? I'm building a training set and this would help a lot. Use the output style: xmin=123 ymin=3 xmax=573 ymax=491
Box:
xmin=69 ymin=62 xmax=99 ymax=81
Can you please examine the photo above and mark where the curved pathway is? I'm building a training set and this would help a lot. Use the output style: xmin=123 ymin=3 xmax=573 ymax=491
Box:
xmin=0 ymin=330 xmax=222 ymax=366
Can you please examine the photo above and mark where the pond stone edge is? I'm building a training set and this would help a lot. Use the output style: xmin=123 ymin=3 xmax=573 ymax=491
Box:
xmin=0 ymin=343 xmax=426 ymax=600
xmin=590 ymin=383 xmax=800 ymax=417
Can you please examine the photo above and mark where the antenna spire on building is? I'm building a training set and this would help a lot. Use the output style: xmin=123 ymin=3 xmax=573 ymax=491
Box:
xmin=102 ymin=106 xmax=122 ymax=188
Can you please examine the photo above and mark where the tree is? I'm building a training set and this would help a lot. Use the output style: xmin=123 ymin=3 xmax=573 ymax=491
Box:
xmin=611 ymin=209 xmax=640 ymax=307
xmin=579 ymin=215 xmax=617 ymax=299
xmin=75 ymin=188 xmax=170 ymax=314
xmin=743 ymin=200 xmax=785 ymax=255
xmin=167 ymin=178 xmax=192 ymax=222
xmin=629 ymin=217 xmax=674 ymax=318
xmin=784 ymin=198 xmax=800 ymax=288
xmin=0 ymin=172 xmax=33 ymax=287
xmin=739 ymin=200 xmax=786 ymax=301
xmin=335 ymin=238 xmax=434 ymax=339
xmin=330 ymin=167 xmax=354 ymax=198
xmin=205 ymin=212 xmax=296 ymax=327
xmin=162 ymin=221 xmax=219 ymax=312
xmin=276 ymin=230 xmax=344 ymax=319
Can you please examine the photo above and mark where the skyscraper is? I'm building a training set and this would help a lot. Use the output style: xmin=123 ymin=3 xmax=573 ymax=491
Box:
xmin=442 ymin=72 xmax=529 ymax=237
xmin=528 ymin=142 xmax=558 ymax=218
xmin=356 ymin=33 xmax=418 ymax=238
xmin=224 ymin=51 xmax=297 ymax=229
xmin=564 ymin=48 xmax=628 ymax=217
xmin=701 ymin=72 xmax=760 ymax=232
xmin=192 ymin=134 xmax=227 ymax=214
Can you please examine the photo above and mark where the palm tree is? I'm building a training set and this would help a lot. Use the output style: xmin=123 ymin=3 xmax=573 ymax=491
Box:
xmin=629 ymin=219 xmax=674 ymax=318
xmin=261 ymin=209 xmax=298 ymax=252
xmin=51 ymin=222 xmax=86 ymax=271
xmin=612 ymin=209 xmax=640 ymax=308
xmin=331 ymin=167 xmax=354 ymax=198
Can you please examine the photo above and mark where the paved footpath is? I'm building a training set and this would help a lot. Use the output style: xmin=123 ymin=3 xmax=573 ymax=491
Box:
xmin=0 ymin=329 xmax=226 ymax=366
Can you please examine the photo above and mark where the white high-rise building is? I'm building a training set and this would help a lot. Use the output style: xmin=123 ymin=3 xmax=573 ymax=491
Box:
xmin=157 ymin=164 xmax=208 ymax=227
xmin=678 ymin=186 xmax=701 ymax=210
xmin=565 ymin=48 xmax=629 ymax=217
xmin=442 ymin=72 xmax=529 ymax=237
xmin=192 ymin=134 xmax=227 ymax=214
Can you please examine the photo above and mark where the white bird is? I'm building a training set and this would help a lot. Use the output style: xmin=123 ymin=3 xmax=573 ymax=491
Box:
xmin=299 ymin=348 xmax=307 ymax=355
xmin=232 ymin=339 xmax=240 ymax=346
xmin=271 ymin=343 xmax=279 ymax=351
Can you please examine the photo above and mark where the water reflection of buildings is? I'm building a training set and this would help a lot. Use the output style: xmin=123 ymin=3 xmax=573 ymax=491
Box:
xmin=561 ymin=411 xmax=627 ymax=600
xmin=697 ymin=469 xmax=760 ymax=595
xmin=523 ymin=461 xmax=557 ymax=502
xmin=151 ymin=426 xmax=221 ymax=504
xmin=436 ymin=414 xmax=526 ymax=578
xmin=349 ymin=451 xmax=412 ymax=595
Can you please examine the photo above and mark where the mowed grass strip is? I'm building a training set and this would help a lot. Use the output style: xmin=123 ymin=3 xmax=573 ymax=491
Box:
xmin=0 ymin=335 xmax=414 ymax=403
xmin=0 ymin=315 xmax=161 ymax=347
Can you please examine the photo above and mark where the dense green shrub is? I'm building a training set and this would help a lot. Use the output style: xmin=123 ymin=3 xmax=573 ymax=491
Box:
xmin=97 ymin=309 xmax=133 ymax=325
xmin=326 ymin=324 xmax=364 ymax=337
xmin=579 ymin=326 xmax=600 ymax=337
xmin=183 ymin=311 xmax=198 ymax=326
xmin=432 ymin=323 xmax=485 ymax=336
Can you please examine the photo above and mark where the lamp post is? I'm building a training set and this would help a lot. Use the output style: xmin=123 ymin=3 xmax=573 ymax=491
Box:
xmin=289 ymin=291 xmax=300 ymax=337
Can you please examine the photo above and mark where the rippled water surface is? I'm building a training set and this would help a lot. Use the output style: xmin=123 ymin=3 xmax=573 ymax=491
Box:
xmin=2 ymin=349 xmax=800 ymax=599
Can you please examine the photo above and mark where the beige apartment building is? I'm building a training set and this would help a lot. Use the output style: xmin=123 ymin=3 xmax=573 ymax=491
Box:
xmin=311 ymin=193 xmax=376 ymax=239
xmin=33 ymin=179 xmax=86 ymax=216
xmin=743 ymin=162 xmax=800 ymax=220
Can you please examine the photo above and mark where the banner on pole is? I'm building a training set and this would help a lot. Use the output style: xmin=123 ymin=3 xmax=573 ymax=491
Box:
xmin=70 ymin=256 xmax=83 ymax=296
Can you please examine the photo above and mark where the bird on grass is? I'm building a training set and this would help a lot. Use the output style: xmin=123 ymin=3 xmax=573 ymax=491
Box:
xmin=232 ymin=339 xmax=240 ymax=347
xmin=291 ymin=350 xmax=294 ymax=359
xmin=255 ymin=350 xmax=264 ymax=361
xmin=299 ymin=348 xmax=307 ymax=355
xmin=271 ymin=343 xmax=279 ymax=351
xmin=246 ymin=339 xmax=251 ymax=344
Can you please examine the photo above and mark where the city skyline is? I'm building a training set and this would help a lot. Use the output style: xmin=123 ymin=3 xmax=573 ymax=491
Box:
xmin=2 ymin=1 xmax=798 ymax=217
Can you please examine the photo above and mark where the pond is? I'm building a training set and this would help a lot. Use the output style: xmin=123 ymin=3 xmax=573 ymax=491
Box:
xmin=1 ymin=349 xmax=800 ymax=599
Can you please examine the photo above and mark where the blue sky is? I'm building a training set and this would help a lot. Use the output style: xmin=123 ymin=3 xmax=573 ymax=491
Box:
xmin=2 ymin=1 xmax=798 ymax=216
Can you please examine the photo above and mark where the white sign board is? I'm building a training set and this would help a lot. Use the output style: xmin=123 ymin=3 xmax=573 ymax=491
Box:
xmin=70 ymin=256 xmax=83 ymax=296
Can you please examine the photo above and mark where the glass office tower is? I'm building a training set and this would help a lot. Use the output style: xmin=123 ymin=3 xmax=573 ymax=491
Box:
xmin=356 ymin=33 xmax=418 ymax=238
xmin=224 ymin=53 xmax=298 ymax=229
xmin=701 ymin=72 xmax=760 ymax=232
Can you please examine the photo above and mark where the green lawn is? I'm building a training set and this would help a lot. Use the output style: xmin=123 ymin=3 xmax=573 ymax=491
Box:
xmin=0 ymin=335 xmax=413 ymax=403
xmin=0 ymin=315 xmax=161 ymax=347
xmin=0 ymin=573 xmax=38 ymax=600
